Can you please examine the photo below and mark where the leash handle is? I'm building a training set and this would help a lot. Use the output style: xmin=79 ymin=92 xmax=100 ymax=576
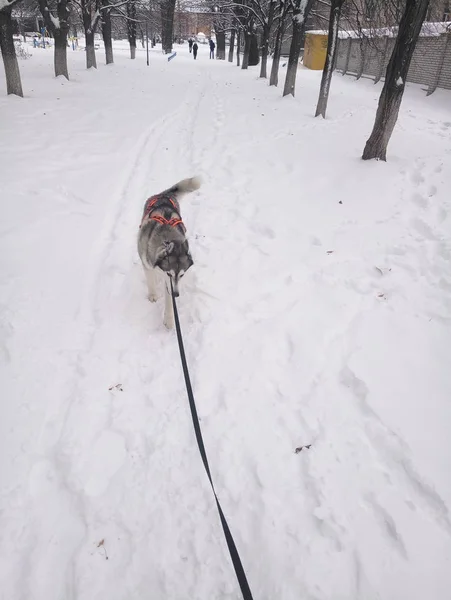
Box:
xmin=170 ymin=279 xmax=254 ymax=600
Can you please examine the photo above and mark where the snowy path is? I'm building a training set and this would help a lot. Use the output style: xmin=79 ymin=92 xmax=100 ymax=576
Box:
xmin=1 ymin=44 xmax=451 ymax=600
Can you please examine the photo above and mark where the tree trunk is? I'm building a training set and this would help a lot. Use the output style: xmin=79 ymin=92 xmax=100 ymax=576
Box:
xmin=38 ymin=0 xmax=70 ymax=79
xmin=282 ymin=0 xmax=314 ymax=97
xmin=259 ymin=0 xmax=275 ymax=78
xmin=17 ymin=18 xmax=26 ymax=43
xmin=236 ymin=30 xmax=241 ymax=66
xmin=216 ymin=30 xmax=226 ymax=59
xmin=0 ymin=8 xmax=23 ymax=97
xmin=85 ymin=30 xmax=97 ymax=68
xmin=356 ymin=41 xmax=366 ymax=80
xmin=315 ymin=0 xmax=344 ymax=118
xmin=249 ymin=33 xmax=259 ymax=66
xmin=101 ymin=7 xmax=114 ymax=64
xmin=54 ymin=30 xmax=69 ymax=79
xmin=228 ymin=29 xmax=235 ymax=62
xmin=260 ymin=29 xmax=269 ymax=77
xmin=269 ymin=16 xmax=285 ymax=86
xmin=127 ymin=0 xmax=137 ymax=59
xmin=362 ymin=0 xmax=430 ymax=161
xmin=241 ymin=31 xmax=251 ymax=69
xmin=161 ymin=0 xmax=176 ymax=53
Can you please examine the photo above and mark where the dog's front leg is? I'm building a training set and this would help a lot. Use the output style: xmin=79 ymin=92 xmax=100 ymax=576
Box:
xmin=163 ymin=281 xmax=174 ymax=329
xmin=145 ymin=267 xmax=158 ymax=302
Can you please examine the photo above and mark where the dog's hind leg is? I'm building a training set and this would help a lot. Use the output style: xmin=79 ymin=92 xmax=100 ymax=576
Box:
xmin=163 ymin=281 xmax=174 ymax=329
xmin=144 ymin=267 xmax=158 ymax=302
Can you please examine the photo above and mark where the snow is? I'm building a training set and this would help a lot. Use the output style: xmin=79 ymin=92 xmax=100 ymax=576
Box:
xmin=294 ymin=0 xmax=309 ymax=24
xmin=1 ymin=42 xmax=451 ymax=600
xmin=49 ymin=14 xmax=61 ymax=29
xmin=397 ymin=76 xmax=404 ymax=86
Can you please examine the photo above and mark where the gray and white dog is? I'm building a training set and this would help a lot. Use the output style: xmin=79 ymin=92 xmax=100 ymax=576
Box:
xmin=137 ymin=176 xmax=201 ymax=328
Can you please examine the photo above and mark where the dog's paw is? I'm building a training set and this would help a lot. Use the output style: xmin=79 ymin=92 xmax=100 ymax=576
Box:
xmin=163 ymin=317 xmax=174 ymax=330
xmin=148 ymin=293 xmax=158 ymax=303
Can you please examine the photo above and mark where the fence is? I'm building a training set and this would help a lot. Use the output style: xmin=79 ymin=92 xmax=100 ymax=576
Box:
xmin=335 ymin=32 xmax=451 ymax=95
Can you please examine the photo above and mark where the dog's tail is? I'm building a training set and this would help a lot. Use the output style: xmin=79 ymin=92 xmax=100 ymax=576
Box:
xmin=167 ymin=176 xmax=202 ymax=200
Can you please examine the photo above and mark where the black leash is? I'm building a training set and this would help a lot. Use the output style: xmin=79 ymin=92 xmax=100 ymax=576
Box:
xmin=170 ymin=280 xmax=254 ymax=600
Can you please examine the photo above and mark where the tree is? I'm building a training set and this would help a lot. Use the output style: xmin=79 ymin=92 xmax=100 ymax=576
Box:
xmin=212 ymin=2 xmax=228 ymax=59
xmin=216 ymin=28 xmax=226 ymax=58
xmin=282 ymin=0 xmax=314 ymax=97
xmin=241 ymin=16 xmax=253 ymax=68
xmin=258 ymin=0 xmax=275 ymax=77
xmin=248 ymin=29 xmax=258 ymax=64
xmin=101 ymin=0 xmax=114 ymax=64
xmin=315 ymin=0 xmax=344 ymax=118
xmin=362 ymin=0 xmax=431 ymax=160
xmin=38 ymin=0 xmax=71 ymax=79
xmin=127 ymin=0 xmax=137 ymax=58
xmin=160 ymin=0 xmax=175 ymax=53
xmin=228 ymin=27 xmax=235 ymax=61
xmin=14 ymin=0 xmax=39 ymax=42
xmin=78 ymin=0 xmax=102 ymax=68
xmin=269 ymin=0 xmax=289 ymax=85
xmin=0 ymin=0 xmax=23 ymax=96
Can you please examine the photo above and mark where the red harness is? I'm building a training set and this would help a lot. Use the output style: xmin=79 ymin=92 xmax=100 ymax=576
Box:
xmin=141 ymin=196 xmax=185 ymax=230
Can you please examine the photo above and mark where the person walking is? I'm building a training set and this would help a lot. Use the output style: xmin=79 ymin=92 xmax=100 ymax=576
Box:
xmin=192 ymin=41 xmax=198 ymax=60
xmin=188 ymin=38 xmax=193 ymax=53
xmin=209 ymin=38 xmax=215 ymax=59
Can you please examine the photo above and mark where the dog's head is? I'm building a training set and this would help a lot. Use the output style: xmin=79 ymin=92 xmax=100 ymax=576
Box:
xmin=155 ymin=240 xmax=193 ymax=297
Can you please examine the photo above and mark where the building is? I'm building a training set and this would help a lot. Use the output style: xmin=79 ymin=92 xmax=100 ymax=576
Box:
xmin=174 ymin=7 xmax=214 ymax=41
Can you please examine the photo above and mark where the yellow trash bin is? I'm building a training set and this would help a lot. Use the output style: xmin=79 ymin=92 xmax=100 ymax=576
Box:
xmin=303 ymin=32 xmax=328 ymax=70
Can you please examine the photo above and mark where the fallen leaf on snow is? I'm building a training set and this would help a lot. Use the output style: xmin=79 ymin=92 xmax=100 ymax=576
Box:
xmin=295 ymin=444 xmax=312 ymax=454
xmin=108 ymin=384 xmax=123 ymax=392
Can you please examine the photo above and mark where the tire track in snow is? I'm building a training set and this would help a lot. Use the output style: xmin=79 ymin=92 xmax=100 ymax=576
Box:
xmin=38 ymin=101 xmax=190 ymax=451
xmin=23 ymin=90 xmax=207 ymax=600
xmin=42 ymin=74 xmax=229 ymax=600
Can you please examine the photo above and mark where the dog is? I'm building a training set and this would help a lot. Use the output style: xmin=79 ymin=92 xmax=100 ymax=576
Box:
xmin=137 ymin=176 xmax=201 ymax=329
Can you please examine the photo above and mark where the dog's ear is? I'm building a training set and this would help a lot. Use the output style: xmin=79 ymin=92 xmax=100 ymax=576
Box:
xmin=155 ymin=241 xmax=174 ymax=267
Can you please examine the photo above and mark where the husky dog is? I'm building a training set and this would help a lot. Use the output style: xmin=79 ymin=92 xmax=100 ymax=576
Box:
xmin=138 ymin=176 xmax=201 ymax=329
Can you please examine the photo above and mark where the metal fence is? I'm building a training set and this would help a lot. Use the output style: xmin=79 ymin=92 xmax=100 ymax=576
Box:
xmin=335 ymin=33 xmax=451 ymax=95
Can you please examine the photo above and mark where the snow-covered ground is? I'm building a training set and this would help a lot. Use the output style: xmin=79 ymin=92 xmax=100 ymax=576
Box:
xmin=1 ymin=41 xmax=451 ymax=600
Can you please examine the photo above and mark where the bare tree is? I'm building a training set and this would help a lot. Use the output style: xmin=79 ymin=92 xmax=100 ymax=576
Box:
xmin=241 ymin=15 xmax=253 ymax=68
xmin=127 ymin=0 xmax=137 ymax=58
xmin=269 ymin=0 xmax=290 ymax=86
xmin=228 ymin=26 xmax=235 ymax=60
xmin=38 ymin=0 xmax=71 ymax=79
xmin=282 ymin=0 xmax=314 ymax=97
xmin=77 ymin=0 xmax=102 ymax=68
xmin=362 ymin=0 xmax=431 ymax=160
xmin=101 ymin=0 xmax=114 ymax=64
xmin=13 ymin=0 xmax=39 ymax=42
xmin=259 ymin=0 xmax=275 ymax=77
xmin=315 ymin=0 xmax=344 ymax=117
xmin=160 ymin=0 xmax=175 ymax=52
xmin=0 ymin=0 xmax=23 ymax=96
xmin=248 ymin=27 xmax=258 ymax=63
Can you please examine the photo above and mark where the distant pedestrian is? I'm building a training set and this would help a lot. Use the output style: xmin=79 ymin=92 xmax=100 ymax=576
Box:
xmin=193 ymin=42 xmax=198 ymax=60
xmin=209 ymin=38 xmax=215 ymax=59
xmin=188 ymin=38 xmax=193 ymax=53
